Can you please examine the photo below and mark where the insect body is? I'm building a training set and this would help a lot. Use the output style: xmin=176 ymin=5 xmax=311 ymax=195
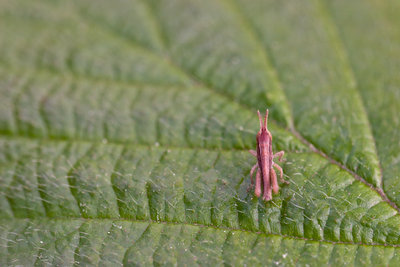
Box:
xmin=249 ymin=109 xmax=288 ymax=201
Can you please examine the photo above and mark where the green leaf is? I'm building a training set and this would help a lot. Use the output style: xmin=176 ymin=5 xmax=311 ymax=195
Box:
xmin=0 ymin=0 xmax=400 ymax=265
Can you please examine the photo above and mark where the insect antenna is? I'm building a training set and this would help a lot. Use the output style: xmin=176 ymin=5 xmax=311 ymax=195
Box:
xmin=257 ymin=110 xmax=263 ymax=129
xmin=257 ymin=109 xmax=269 ymax=130
xmin=264 ymin=109 xmax=269 ymax=128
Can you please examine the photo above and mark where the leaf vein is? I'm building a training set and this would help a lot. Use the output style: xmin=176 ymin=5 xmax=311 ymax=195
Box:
xmin=225 ymin=0 xmax=399 ymax=214
xmin=315 ymin=0 xmax=397 ymax=213
xmin=315 ymin=0 xmax=383 ymax=182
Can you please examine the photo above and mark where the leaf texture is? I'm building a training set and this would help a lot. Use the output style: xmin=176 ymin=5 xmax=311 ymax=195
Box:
xmin=0 ymin=0 xmax=400 ymax=265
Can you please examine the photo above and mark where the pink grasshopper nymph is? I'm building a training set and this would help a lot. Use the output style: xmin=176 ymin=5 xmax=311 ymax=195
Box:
xmin=249 ymin=109 xmax=288 ymax=201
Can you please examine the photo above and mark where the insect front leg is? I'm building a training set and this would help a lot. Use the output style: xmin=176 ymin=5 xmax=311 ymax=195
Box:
xmin=273 ymin=162 xmax=289 ymax=184
xmin=249 ymin=150 xmax=257 ymax=157
xmin=271 ymin=168 xmax=279 ymax=194
xmin=273 ymin=151 xmax=284 ymax=162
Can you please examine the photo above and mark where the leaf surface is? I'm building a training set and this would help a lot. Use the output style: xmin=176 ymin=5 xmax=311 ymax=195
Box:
xmin=0 ymin=0 xmax=400 ymax=265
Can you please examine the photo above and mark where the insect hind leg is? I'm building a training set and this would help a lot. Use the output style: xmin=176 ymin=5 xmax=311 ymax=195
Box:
xmin=271 ymin=168 xmax=279 ymax=194
xmin=247 ymin=164 xmax=258 ymax=193
xmin=273 ymin=163 xmax=289 ymax=184
xmin=262 ymin=171 xmax=272 ymax=201
xmin=255 ymin=168 xmax=262 ymax=197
